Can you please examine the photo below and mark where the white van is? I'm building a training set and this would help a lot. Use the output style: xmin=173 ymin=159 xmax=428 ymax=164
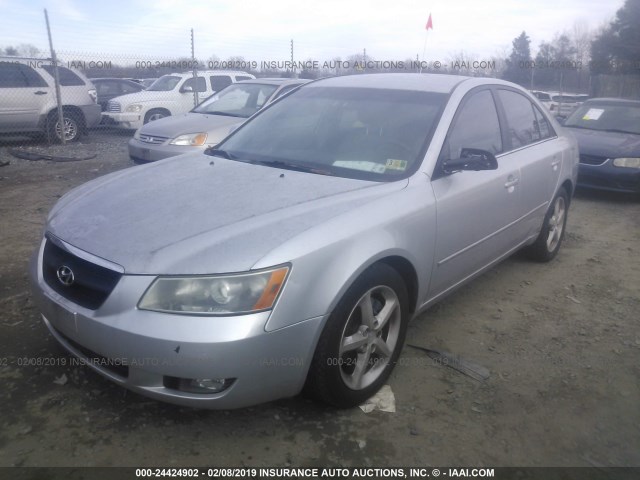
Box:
xmin=104 ymin=70 xmax=255 ymax=130
xmin=0 ymin=57 xmax=101 ymax=142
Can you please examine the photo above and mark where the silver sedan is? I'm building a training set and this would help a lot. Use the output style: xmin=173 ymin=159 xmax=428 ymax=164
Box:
xmin=30 ymin=73 xmax=578 ymax=409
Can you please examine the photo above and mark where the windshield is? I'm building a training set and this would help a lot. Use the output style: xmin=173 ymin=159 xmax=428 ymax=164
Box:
xmin=211 ymin=86 xmax=446 ymax=181
xmin=564 ymin=102 xmax=640 ymax=135
xmin=146 ymin=75 xmax=181 ymax=91
xmin=194 ymin=83 xmax=278 ymax=117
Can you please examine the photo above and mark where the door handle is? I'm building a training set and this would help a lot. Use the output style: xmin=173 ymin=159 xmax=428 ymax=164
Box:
xmin=551 ymin=159 xmax=561 ymax=170
xmin=34 ymin=91 xmax=48 ymax=95
xmin=504 ymin=177 xmax=519 ymax=188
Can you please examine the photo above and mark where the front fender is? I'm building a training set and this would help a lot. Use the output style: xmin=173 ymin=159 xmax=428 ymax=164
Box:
xmin=258 ymin=175 xmax=437 ymax=332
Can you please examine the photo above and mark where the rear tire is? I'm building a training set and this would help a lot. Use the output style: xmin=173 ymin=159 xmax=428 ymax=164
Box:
xmin=48 ymin=110 xmax=83 ymax=143
xmin=304 ymin=263 xmax=409 ymax=408
xmin=524 ymin=187 xmax=569 ymax=262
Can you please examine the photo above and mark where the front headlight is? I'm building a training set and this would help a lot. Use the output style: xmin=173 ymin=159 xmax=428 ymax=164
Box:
xmin=138 ymin=266 xmax=289 ymax=315
xmin=170 ymin=133 xmax=208 ymax=146
xmin=125 ymin=104 xmax=143 ymax=113
xmin=612 ymin=157 xmax=640 ymax=168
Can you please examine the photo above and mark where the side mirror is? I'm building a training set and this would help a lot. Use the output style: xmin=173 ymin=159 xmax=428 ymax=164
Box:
xmin=181 ymin=85 xmax=194 ymax=93
xmin=442 ymin=148 xmax=498 ymax=175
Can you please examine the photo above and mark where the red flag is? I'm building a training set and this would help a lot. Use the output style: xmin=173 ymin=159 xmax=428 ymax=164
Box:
xmin=426 ymin=13 xmax=433 ymax=30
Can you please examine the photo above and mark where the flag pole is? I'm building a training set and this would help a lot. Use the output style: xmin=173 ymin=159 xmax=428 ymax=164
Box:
xmin=420 ymin=13 xmax=433 ymax=74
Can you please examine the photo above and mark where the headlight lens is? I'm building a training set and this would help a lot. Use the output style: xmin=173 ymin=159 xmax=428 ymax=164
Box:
xmin=125 ymin=104 xmax=143 ymax=113
xmin=612 ymin=157 xmax=640 ymax=168
xmin=170 ymin=133 xmax=208 ymax=146
xmin=138 ymin=266 xmax=289 ymax=315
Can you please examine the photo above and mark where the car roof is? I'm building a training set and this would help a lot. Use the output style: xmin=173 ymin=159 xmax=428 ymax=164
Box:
xmin=582 ymin=97 xmax=640 ymax=106
xmin=91 ymin=77 xmax=141 ymax=82
xmin=305 ymin=73 xmax=474 ymax=93
xmin=235 ymin=78 xmax=309 ymax=86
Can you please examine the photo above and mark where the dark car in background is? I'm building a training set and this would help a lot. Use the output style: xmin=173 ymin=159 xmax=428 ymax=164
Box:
xmin=563 ymin=98 xmax=640 ymax=193
xmin=91 ymin=78 xmax=146 ymax=111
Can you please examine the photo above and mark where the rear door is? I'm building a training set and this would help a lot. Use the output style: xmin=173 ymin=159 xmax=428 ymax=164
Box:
xmin=0 ymin=62 xmax=49 ymax=130
xmin=429 ymin=87 xmax=521 ymax=298
xmin=494 ymin=88 xmax=561 ymax=239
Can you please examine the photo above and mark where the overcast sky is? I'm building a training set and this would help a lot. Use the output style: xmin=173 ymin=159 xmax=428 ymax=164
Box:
xmin=0 ymin=0 xmax=624 ymax=63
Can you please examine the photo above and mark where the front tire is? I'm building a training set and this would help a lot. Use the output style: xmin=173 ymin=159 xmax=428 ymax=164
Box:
xmin=524 ymin=187 xmax=569 ymax=262
xmin=144 ymin=109 xmax=169 ymax=124
xmin=304 ymin=263 xmax=409 ymax=408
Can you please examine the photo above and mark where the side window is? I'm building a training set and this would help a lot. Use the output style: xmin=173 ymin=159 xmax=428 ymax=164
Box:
xmin=533 ymin=105 xmax=553 ymax=140
xmin=498 ymin=89 xmax=541 ymax=149
xmin=440 ymin=89 xmax=502 ymax=161
xmin=19 ymin=65 xmax=48 ymax=87
xmin=95 ymin=80 xmax=121 ymax=95
xmin=41 ymin=66 xmax=85 ymax=86
xmin=121 ymin=82 xmax=141 ymax=94
xmin=182 ymin=76 xmax=206 ymax=92
xmin=235 ymin=76 xmax=253 ymax=81
xmin=0 ymin=62 xmax=29 ymax=87
xmin=210 ymin=75 xmax=232 ymax=92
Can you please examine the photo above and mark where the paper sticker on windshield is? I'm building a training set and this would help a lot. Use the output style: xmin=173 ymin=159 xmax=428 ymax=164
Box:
xmin=582 ymin=108 xmax=604 ymax=120
xmin=333 ymin=160 xmax=386 ymax=173
xmin=385 ymin=159 xmax=408 ymax=171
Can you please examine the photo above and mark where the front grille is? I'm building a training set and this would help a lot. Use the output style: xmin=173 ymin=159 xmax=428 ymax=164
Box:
xmin=42 ymin=239 xmax=122 ymax=310
xmin=138 ymin=134 xmax=169 ymax=144
xmin=107 ymin=101 xmax=121 ymax=113
xmin=580 ymin=154 xmax=608 ymax=166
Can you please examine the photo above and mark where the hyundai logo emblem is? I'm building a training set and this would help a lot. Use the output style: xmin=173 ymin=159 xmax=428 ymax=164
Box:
xmin=56 ymin=265 xmax=75 ymax=286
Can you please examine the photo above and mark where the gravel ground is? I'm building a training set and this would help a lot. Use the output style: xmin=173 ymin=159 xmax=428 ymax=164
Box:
xmin=0 ymin=129 xmax=638 ymax=468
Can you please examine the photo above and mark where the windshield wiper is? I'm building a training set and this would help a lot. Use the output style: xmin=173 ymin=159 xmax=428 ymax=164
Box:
xmin=205 ymin=148 xmax=236 ymax=159
xmin=249 ymin=159 xmax=335 ymax=176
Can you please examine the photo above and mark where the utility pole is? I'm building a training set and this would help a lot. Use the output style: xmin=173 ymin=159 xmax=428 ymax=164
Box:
xmin=290 ymin=39 xmax=297 ymax=78
xmin=191 ymin=28 xmax=199 ymax=106
xmin=44 ymin=9 xmax=65 ymax=145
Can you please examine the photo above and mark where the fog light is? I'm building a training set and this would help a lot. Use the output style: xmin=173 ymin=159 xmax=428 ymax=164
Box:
xmin=179 ymin=377 xmax=234 ymax=394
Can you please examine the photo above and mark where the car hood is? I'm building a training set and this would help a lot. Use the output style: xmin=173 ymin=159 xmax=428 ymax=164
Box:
xmin=110 ymin=90 xmax=181 ymax=105
xmin=138 ymin=112 xmax=242 ymax=144
xmin=47 ymin=155 xmax=406 ymax=274
xmin=566 ymin=127 xmax=640 ymax=158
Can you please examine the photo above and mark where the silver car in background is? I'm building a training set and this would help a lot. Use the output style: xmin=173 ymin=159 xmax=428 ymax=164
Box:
xmin=30 ymin=74 xmax=578 ymax=409
xmin=128 ymin=78 xmax=308 ymax=163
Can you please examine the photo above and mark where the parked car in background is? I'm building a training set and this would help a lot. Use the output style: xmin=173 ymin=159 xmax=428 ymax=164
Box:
xmin=531 ymin=90 xmax=553 ymax=110
xmin=128 ymin=78 xmax=308 ymax=162
xmin=548 ymin=93 xmax=584 ymax=118
xmin=563 ymin=97 xmax=640 ymax=193
xmin=139 ymin=78 xmax=158 ymax=88
xmin=30 ymin=73 xmax=577 ymax=409
xmin=0 ymin=57 xmax=101 ymax=142
xmin=104 ymin=70 xmax=255 ymax=130
xmin=91 ymin=78 xmax=145 ymax=111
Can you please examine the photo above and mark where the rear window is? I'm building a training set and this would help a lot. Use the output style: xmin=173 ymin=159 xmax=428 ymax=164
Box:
xmin=41 ymin=65 xmax=86 ymax=86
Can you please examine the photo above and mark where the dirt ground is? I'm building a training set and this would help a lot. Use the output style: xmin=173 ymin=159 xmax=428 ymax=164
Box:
xmin=0 ymin=129 xmax=638 ymax=468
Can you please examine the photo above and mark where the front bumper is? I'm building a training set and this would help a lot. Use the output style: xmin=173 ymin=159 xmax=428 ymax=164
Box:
xmin=103 ymin=112 xmax=144 ymax=130
xmin=578 ymin=160 xmax=640 ymax=193
xmin=128 ymin=137 xmax=208 ymax=163
xmin=29 ymin=239 xmax=324 ymax=409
